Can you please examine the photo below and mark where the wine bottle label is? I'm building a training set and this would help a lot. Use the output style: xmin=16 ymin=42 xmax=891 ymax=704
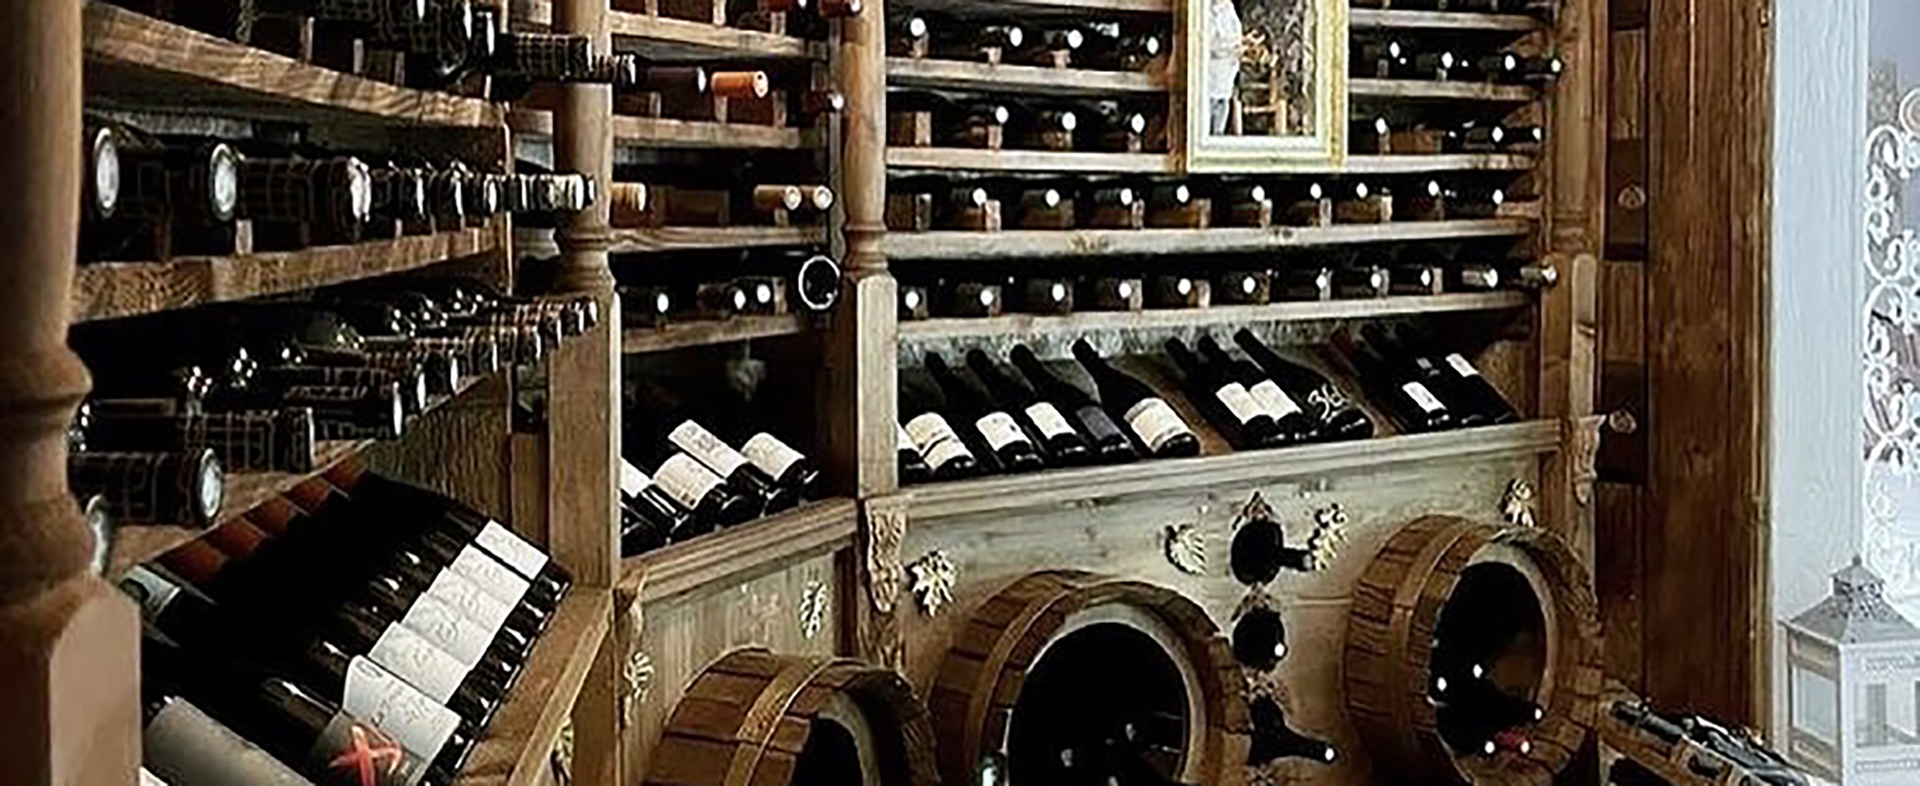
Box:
xmin=306 ymin=710 xmax=430 ymax=786
xmin=1073 ymin=404 xmax=1127 ymax=444
xmin=904 ymin=412 xmax=973 ymax=470
xmin=400 ymin=583 xmax=496 ymax=665
xmin=141 ymin=768 xmax=170 ymax=786
xmin=476 ymin=519 xmax=549 ymax=578
xmin=368 ymin=622 xmax=469 ymax=704
xmin=342 ymin=657 xmax=461 ymax=763
xmin=1402 ymin=382 xmax=1446 ymax=414
xmin=973 ymin=411 xmax=1028 ymax=451
xmin=1023 ymin=402 xmax=1077 ymax=441
xmin=668 ymin=420 xmax=749 ymax=478
xmin=447 ymin=544 xmax=533 ymax=609
xmin=120 ymin=565 xmax=181 ymax=620
xmin=1249 ymin=379 xmax=1304 ymax=420
xmin=618 ymin=459 xmax=651 ymax=497
xmin=1212 ymin=382 xmax=1263 ymax=425
xmin=655 ymin=453 xmax=726 ymax=510
xmin=1123 ymin=398 xmax=1193 ymax=451
xmin=740 ymin=433 xmax=806 ymax=481
xmin=1444 ymin=353 xmax=1480 ymax=378
xmin=145 ymin=699 xmax=316 ymax=786
xmin=1308 ymin=384 xmax=1351 ymax=419
xmin=895 ymin=424 xmax=915 ymax=453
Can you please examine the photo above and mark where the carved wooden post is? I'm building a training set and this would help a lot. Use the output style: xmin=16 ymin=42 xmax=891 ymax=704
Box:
xmin=0 ymin=2 xmax=142 ymax=784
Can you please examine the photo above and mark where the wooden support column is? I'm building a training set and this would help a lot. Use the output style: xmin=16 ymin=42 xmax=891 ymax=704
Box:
xmin=0 ymin=2 xmax=141 ymax=785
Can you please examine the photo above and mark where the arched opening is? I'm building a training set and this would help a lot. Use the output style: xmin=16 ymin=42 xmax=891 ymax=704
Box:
xmin=1007 ymin=622 xmax=1192 ymax=784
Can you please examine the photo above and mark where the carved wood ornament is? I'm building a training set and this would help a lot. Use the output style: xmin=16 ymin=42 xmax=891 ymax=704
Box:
xmin=866 ymin=497 xmax=908 ymax=615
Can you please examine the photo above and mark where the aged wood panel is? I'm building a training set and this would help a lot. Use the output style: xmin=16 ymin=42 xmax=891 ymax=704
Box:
xmin=1609 ymin=31 xmax=1646 ymax=141
xmin=1595 ymin=483 xmax=1645 ymax=694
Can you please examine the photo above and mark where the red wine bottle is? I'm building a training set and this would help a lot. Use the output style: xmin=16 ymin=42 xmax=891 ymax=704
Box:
xmin=1358 ymin=325 xmax=1480 ymax=427
xmin=896 ymin=423 xmax=934 ymax=485
xmin=925 ymin=353 xmax=1047 ymax=473
xmin=1343 ymin=337 xmax=1454 ymax=432
xmin=326 ymin=472 xmax=571 ymax=608
xmin=1165 ymin=338 xmax=1275 ymax=450
xmin=667 ymin=420 xmax=797 ymax=515
xmin=1071 ymin=340 xmax=1199 ymax=458
xmin=900 ymin=375 xmax=984 ymax=480
xmin=1393 ymin=327 xmax=1519 ymax=424
xmin=1196 ymin=335 xmax=1312 ymax=446
xmin=618 ymin=458 xmax=700 ymax=555
xmin=68 ymin=449 xmax=225 ymax=529
xmin=966 ymin=349 xmax=1092 ymax=465
xmin=142 ymin=693 xmax=319 ymax=786
xmin=1009 ymin=345 xmax=1138 ymax=464
xmin=631 ymin=451 xmax=758 ymax=528
xmin=1233 ymin=329 xmax=1374 ymax=442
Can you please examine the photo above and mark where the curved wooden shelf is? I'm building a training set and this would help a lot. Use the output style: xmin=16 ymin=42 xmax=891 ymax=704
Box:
xmin=510 ymin=108 xmax=814 ymax=150
xmin=898 ymin=292 xmax=1531 ymax=341
xmin=518 ymin=225 xmax=825 ymax=257
xmin=622 ymin=314 xmax=810 ymax=354
xmin=888 ymin=57 xmax=1167 ymax=96
xmin=1350 ymin=8 xmax=1546 ymax=32
xmin=888 ymin=148 xmax=1533 ymax=174
xmin=453 ymin=590 xmax=612 ymax=786
xmin=73 ymin=227 xmax=499 ymax=323
xmin=902 ymin=420 xmax=1561 ymax=520
xmin=1351 ymin=78 xmax=1539 ymax=103
xmin=883 ymin=218 xmax=1534 ymax=260
xmin=84 ymin=3 xmax=502 ymax=129
xmin=622 ymin=498 xmax=857 ymax=603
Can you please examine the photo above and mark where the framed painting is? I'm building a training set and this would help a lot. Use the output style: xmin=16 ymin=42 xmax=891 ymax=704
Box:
xmin=1179 ymin=0 xmax=1346 ymax=171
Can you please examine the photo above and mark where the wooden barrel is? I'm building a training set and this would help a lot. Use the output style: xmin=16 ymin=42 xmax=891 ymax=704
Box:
xmin=928 ymin=570 xmax=1249 ymax=786
xmin=644 ymin=648 xmax=939 ymax=786
xmin=1344 ymin=516 xmax=1603 ymax=786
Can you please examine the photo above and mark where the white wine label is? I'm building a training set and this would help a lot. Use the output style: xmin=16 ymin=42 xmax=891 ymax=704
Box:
xmin=307 ymin=710 xmax=429 ymax=786
xmin=896 ymin=424 xmax=915 ymax=452
xmin=974 ymin=411 xmax=1028 ymax=451
xmin=448 ymin=544 xmax=533 ymax=608
xmin=669 ymin=420 xmax=748 ymax=477
xmin=145 ymin=699 xmax=316 ymax=786
xmin=342 ymin=657 xmax=461 ymax=762
xmin=368 ymin=622 xmax=469 ymax=704
xmin=741 ymin=433 xmax=806 ymax=481
xmin=1248 ymin=379 xmax=1304 ymax=420
xmin=1023 ymin=402 xmax=1077 ymax=440
xmin=120 ymin=565 xmax=181 ymax=621
xmin=424 ymin=565 xmax=517 ymax=638
xmin=655 ymin=453 xmax=726 ymax=510
xmin=904 ymin=412 xmax=973 ymax=470
xmin=1445 ymin=353 xmax=1480 ymax=378
xmin=1212 ymin=382 xmax=1263 ymax=425
xmin=401 ymin=584 xmax=495 ymax=665
xmin=476 ymin=520 xmax=548 ymax=578
xmin=618 ymin=459 xmax=650 ymax=497
xmin=1403 ymin=382 xmax=1446 ymax=414
xmin=1123 ymin=398 xmax=1193 ymax=451
xmin=140 ymin=768 xmax=170 ymax=786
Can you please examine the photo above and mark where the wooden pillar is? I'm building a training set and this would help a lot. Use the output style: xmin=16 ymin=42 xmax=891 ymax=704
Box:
xmin=0 ymin=2 xmax=142 ymax=784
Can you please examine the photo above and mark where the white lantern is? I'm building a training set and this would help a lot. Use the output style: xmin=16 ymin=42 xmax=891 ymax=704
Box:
xmin=1784 ymin=557 xmax=1920 ymax=783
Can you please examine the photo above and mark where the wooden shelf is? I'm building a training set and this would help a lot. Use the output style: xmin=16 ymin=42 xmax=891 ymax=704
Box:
xmin=898 ymin=292 xmax=1531 ymax=341
xmin=453 ymin=590 xmax=613 ymax=786
xmin=509 ymin=108 xmax=815 ymax=150
xmin=104 ymin=372 xmax=500 ymax=577
xmin=903 ymin=420 xmax=1561 ymax=520
xmin=1350 ymin=8 xmax=1546 ymax=32
xmin=895 ymin=0 xmax=1172 ymax=15
xmin=73 ymin=227 xmax=499 ymax=323
xmin=1346 ymin=153 xmax=1536 ymax=173
xmin=622 ymin=314 xmax=810 ymax=354
xmin=888 ymin=147 xmax=1177 ymax=173
xmin=888 ymin=57 xmax=1168 ymax=96
xmin=517 ymin=225 xmax=826 ymax=257
xmin=83 ymin=3 xmax=502 ymax=129
xmin=884 ymin=218 xmax=1534 ymax=260
xmin=622 ymin=498 xmax=857 ymax=603
xmin=521 ymin=0 xmax=821 ymax=60
xmin=1351 ymin=78 xmax=1539 ymax=103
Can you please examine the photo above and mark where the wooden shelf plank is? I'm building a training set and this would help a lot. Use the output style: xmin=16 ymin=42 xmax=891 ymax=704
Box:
xmin=622 ymin=498 xmax=857 ymax=603
xmin=453 ymin=590 xmax=612 ymax=786
xmin=887 ymin=147 xmax=1177 ymax=173
xmin=1346 ymin=153 xmax=1536 ymax=173
xmin=83 ymin=3 xmax=501 ymax=128
xmin=899 ymin=292 xmax=1531 ymax=341
xmin=895 ymin=0 xmax=1172 ymax=15
xmin=519 ymin=225 xmax=826 ymax=257
xmin=520 ymin=0 xmax=821 ymax=60
xmin=1351 ymin=77 xmax=1538 ymax=102
xmin=883 ymin=218 xmax=1534 ymax=260
xmin=905 ymin=420 xmax=1562 ymax=520
xmin=622 ymin=314 xmax=810 ymax=354
xmin=888 ymin=57 xmax=1167 ymax=96
xmin=1349 ymin=8 xmax=1546 ymax=32
xmin=73 ymin=227 xmax=499 ymax=323
xmin=509 ymin=109 xmax=814 ymax=150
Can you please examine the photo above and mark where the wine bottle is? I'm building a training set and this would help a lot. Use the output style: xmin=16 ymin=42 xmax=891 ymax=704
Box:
xmin=925 ymin=353 xmax=1047 ymax=473
xmin=966 ymin=349 xmax=1092 ymax=465
xmin=1379 ymin=326 xmax=1518 ymax=424
xmin=632 ymin=451 xmax=758 ymax=528
xmin=1232 ymin=329 xmax=1375 ymax=442
xmin=666 ymin=419 xmax=796 ymax=514
xmin=1342 ymin=336 xmax=1454 ymax=432
xmin=1009 ymin=345 xmax=1138 ymax=464
xmin=82 ymin=129 xmax=241 ymax=261
xmin=1248 ymin=696 xmax=1337 ymax=766
xmin=1164 ymin=338 xmax=1275 ymax=450
xmin=1076 ymin=24 xmax=1165 ymax=71
xmin=888 ymin=13 xmax=931 ymax=56
xmin=1197 ymin=336 xmax=1311 ymax=446
xmin=899 ymin=375 xmax=983 ymax=480
xmin=618 ymin=458 xmax=701 ymax=552
xmin=1356 ymin=326 xmax=1480 ymax=427
xmin=1009 ymin=25 xmax=1084 ymax=67
xmin=1229 ymin=513 xmax=1315 ymax=585
xmin=1231 ymin=607 xmax=1288 ymax=671
xmin=1071 ymin=340 xmax=1200 ymax=458
xmin=896 ymin=423 xmax=934 ymax=485
xmin=143 ymin=693 xmax=319 ymax=786
xmin=235 ymin=155 xmax=374 ymax=243
xmin=1431 ymin=670 xmax=1545 ymax=728
xmin=69 ymin=449 xmax=224 ymax=529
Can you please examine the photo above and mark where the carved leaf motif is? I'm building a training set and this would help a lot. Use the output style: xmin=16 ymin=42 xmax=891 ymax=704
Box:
xmin=1307 ymin=503 xmax=1349 ymax=570
xmin=622 ymin=650 xmax=654 ymax=728
xmin=551 ymin=718 xmax=575 ymax=784
xmin=1503 ymin=478 xmax=1539 ymax=528
xmin=908 ymin=550 xmax=957 ymax=616
xmin=867 ymin=502 xmax=907 ymax=615
xmin=1165 ymin=523 xmax=1208 ymax=575
xmin=799 ymin=579 xmax=830 ymax=640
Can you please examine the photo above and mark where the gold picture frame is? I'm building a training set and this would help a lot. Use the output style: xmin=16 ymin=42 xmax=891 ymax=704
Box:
xmin=1178 ymin=0 xmax=1347 ymax=171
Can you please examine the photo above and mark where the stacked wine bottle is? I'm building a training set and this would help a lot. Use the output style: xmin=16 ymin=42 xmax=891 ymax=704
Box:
xmin=129 ymin=468 xmax=568 ymax=786
xmin=619 ymin=249 xmax=844 ymax=326
xmin=617 ymin=402 xmax=820 ymax=557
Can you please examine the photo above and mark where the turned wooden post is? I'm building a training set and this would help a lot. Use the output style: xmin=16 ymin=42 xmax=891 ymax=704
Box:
xmin=0 ymin=2 xmax=142 ymax=784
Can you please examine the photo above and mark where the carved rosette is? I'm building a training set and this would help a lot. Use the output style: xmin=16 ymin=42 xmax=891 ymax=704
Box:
xmin=908 ymin=550 xmax=957 ymax=616
xmin=866 ymin=498 xmax=908 ymax=615
xmin=551 ymin=717 xmax=575 ymax=784
xmin=1165 ymin=523 xmax=1208 ymax=575
xmin=1503 ymin=478 xmax=1539 ymax=528
xmin=799 ymin=579 xmax=830 ymax=640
